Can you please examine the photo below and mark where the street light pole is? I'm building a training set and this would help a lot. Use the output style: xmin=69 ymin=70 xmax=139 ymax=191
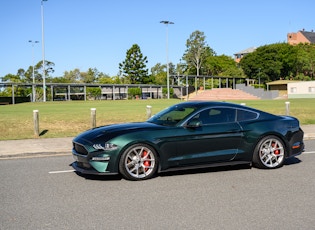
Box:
xmin=160 ymin=20 xmax=174 ymax=99
xmin=29 ymin=40 xmax=39 ymax=102
xmin=258 ymin=68 xmax=261 ymax=88
xmin=41 ymin=0 xmax=48 ymax=102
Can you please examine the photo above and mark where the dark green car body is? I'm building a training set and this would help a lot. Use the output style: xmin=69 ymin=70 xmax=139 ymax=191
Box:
xmin=72 ymin=101 xmax=304 ymax=180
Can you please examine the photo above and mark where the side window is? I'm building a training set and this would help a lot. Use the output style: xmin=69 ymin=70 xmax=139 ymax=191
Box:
xmin=194 ymin=108 xmax=236 ymax=125
xmin=237 ymin=109 xmax=258 ymax=121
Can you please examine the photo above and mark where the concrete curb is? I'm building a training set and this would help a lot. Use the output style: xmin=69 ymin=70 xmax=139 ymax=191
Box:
xmin=0 ymin=137 xmax=73 ymax=158
xmin=304 ymin=134 xmax=315 ymax=140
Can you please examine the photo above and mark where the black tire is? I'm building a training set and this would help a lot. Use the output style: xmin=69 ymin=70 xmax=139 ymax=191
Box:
xmin=119 ymin=144 xmax=158 ymax=181
xmin=253 ymin=135 xmax=285 ymax=169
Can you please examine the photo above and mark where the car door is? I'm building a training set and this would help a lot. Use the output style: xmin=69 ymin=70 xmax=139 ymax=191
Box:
xmin=174 ymin=107 xmax=243 ymax=166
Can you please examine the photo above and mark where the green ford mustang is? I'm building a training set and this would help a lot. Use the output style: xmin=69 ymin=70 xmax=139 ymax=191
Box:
xmin=72 ymin=101 xmax=304 ymax=180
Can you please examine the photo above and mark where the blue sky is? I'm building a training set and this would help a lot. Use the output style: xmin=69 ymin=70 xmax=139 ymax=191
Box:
xmin=1 ymin=0 xmax=314 ymax=78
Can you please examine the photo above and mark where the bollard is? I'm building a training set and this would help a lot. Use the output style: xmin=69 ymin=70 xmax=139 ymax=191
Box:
xmin=285 ymin=101 xmax=290 ymax=115
xmin=33 ymin=110 xmax=39 ymax=138
xmin=146 ymin=105 xmax=152 ymax=119
xmin=91 ymin=108 xmax=96 ymax=128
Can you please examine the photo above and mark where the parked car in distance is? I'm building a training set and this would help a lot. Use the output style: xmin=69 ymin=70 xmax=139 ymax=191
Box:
xmin=72 ymin=101 xmax=304 ymax=180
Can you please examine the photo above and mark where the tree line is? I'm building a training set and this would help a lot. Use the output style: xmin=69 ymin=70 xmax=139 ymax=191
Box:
xmin=1 ymin=30 xmax=314 ymax=99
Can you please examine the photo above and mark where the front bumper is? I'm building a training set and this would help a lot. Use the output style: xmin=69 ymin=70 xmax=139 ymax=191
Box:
xmin=72 ymin=145 xmax=118 ymax=175
xmin=72 ymin=161 xmax=118 ymax=175
xmin=287 ymin=128 xmax=304 ymax=158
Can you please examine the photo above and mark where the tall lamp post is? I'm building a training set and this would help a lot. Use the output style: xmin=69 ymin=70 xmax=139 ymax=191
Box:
xmin=41 ymin=0 xmax=48 ymax=102
xmin=160 ymin=20 xmax=174 ymax=99
xmin=29 ymin=40 xmax=39 ymax=102
xmin=258 ymin=68 xmax=261 ymax=88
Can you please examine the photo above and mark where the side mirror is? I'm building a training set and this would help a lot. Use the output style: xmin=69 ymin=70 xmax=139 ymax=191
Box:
xmin=185 ymin=119 xmax=202 ymax=128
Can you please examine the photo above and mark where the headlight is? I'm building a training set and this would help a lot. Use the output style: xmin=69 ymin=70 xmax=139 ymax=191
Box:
xmin=92 ymin=143 xmax=118 ymax=151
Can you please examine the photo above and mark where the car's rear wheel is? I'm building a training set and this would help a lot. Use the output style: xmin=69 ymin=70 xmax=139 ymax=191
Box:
xmin=119 ymin=144 xmax=158 ymax=181
xmin=253 ymin=135 xmax=285 ymax=169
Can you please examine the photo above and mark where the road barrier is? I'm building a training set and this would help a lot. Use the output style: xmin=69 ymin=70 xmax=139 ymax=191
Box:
xmin=285 ymin=101 xmax=290 ymax=115
xmin=146 ymin=105 xmax=152 ymax=119
xmin=91 ymin=108 xmax=96 ymax=128
xmin=33 ymin=110 xmax=39 ymax=138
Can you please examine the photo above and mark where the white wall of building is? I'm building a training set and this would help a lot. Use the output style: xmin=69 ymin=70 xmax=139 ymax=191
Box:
xmin=287 ymin=81 xmax=315 ymax=98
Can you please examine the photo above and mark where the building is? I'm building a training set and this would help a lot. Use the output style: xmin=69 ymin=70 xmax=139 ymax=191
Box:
xmin=233 ymin=47 xmax=256 ymax=63
xmin=287 ymin=29 xmax=315 ymax=45
xmin=266 ymin=80 xmax=315 ymax=99
xmin=266 ymin=80 xmax=299 ymax=98
xmin=287 ymin=81 xmax=315 ymax=99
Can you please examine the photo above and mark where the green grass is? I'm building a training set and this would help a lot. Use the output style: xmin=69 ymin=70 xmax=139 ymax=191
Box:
xmin=1 ymin=98 xmax=314 ymax=140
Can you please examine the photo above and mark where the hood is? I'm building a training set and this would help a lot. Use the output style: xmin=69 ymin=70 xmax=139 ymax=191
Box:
xmin=73 ymin=122 xmax=163 ymax=143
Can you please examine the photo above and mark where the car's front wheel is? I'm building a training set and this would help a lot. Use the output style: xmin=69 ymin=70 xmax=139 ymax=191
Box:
xmin=253 ymin=135 xmax=285 ymax=169
xmin=119 ymin=144 xmax=158 ymax=181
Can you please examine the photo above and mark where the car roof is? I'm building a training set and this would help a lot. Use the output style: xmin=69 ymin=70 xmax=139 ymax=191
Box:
xmin=177 ymin=101 xmax=245 ymax=109
xmin=176 ymin=101 xmax=270 ymax=115
xmin=175 ymin=101 xmax=279 ymax=122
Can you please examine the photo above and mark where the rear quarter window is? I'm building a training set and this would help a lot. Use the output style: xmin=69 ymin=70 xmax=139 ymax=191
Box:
xmin=237 ymin=109 xmax=258 ymax=122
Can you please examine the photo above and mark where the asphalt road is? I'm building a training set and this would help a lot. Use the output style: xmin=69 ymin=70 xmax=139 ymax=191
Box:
xmin=1 ymin=140 xmax=315 ymax=230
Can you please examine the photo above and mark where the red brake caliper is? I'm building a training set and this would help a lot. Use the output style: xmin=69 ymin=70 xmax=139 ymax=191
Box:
xmin=142 ymin=150 xmax=151 ymax=171
xmin=272 ymin=143 xmax=280 ymax=155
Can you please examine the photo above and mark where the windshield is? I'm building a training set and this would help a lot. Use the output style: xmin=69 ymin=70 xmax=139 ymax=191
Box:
xmin=147 ymin=104 xmax=197 ymax=126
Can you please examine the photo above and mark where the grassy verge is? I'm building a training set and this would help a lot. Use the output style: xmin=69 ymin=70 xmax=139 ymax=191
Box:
xmin=0 ymin=98 xmax=314 ymax=140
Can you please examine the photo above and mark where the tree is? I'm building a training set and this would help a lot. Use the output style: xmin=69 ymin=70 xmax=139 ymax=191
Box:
xmin=50 ymin=76 xmax=71 ymax=83
xmin=119 ymin=44 xmax=149 ymax=84
xmin=2 ymin=73 xmax=21 ymax=83
xmin=150 ymin=62 xmax=166 ymax=85
xmin=205 ymin=55 xmax=244 ymax=77
xmin=58 ymin=68 xmax=111 ymax=84
xmin=98 ymin=73 xmax=115 ymax=84
xmin=87 ymin=87 xmax=101 ymax=100
xmin=111 ymin=75 xmax=122 ymax=84
xmin=182 ymin=30 xmax=215 ymax=76
xmin=238 ymin=43 xmax=315 ymax=82
xmin=63 ymin=68 xmax=81 ymax=83
xmin=80 ymin=68 xmax=99 ymax=83
xmin=37 ymin=60 xmax=55 ymax=82
xmin=150 ymin=62 xmax=177 ymax=85
xmin=295 ymin=43 xmax=315 ymax=80
xmin=1 ymin=72 xmax=29 ymax=97
xmin=240 ymin=43 xmax=294 ymax=82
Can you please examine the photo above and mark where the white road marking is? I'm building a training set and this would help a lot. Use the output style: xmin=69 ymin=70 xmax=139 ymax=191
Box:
xmin=49 ymin=169 xmax=75 ymax=174
xmin=302 ymin=151 xmax=315 ymax=154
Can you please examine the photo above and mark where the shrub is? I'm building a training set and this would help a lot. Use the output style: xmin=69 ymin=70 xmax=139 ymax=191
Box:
xmin=162 ymin=87 xmax=174 ymax=98
xmin=128 ymin=88 xmax=142 ymax=99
